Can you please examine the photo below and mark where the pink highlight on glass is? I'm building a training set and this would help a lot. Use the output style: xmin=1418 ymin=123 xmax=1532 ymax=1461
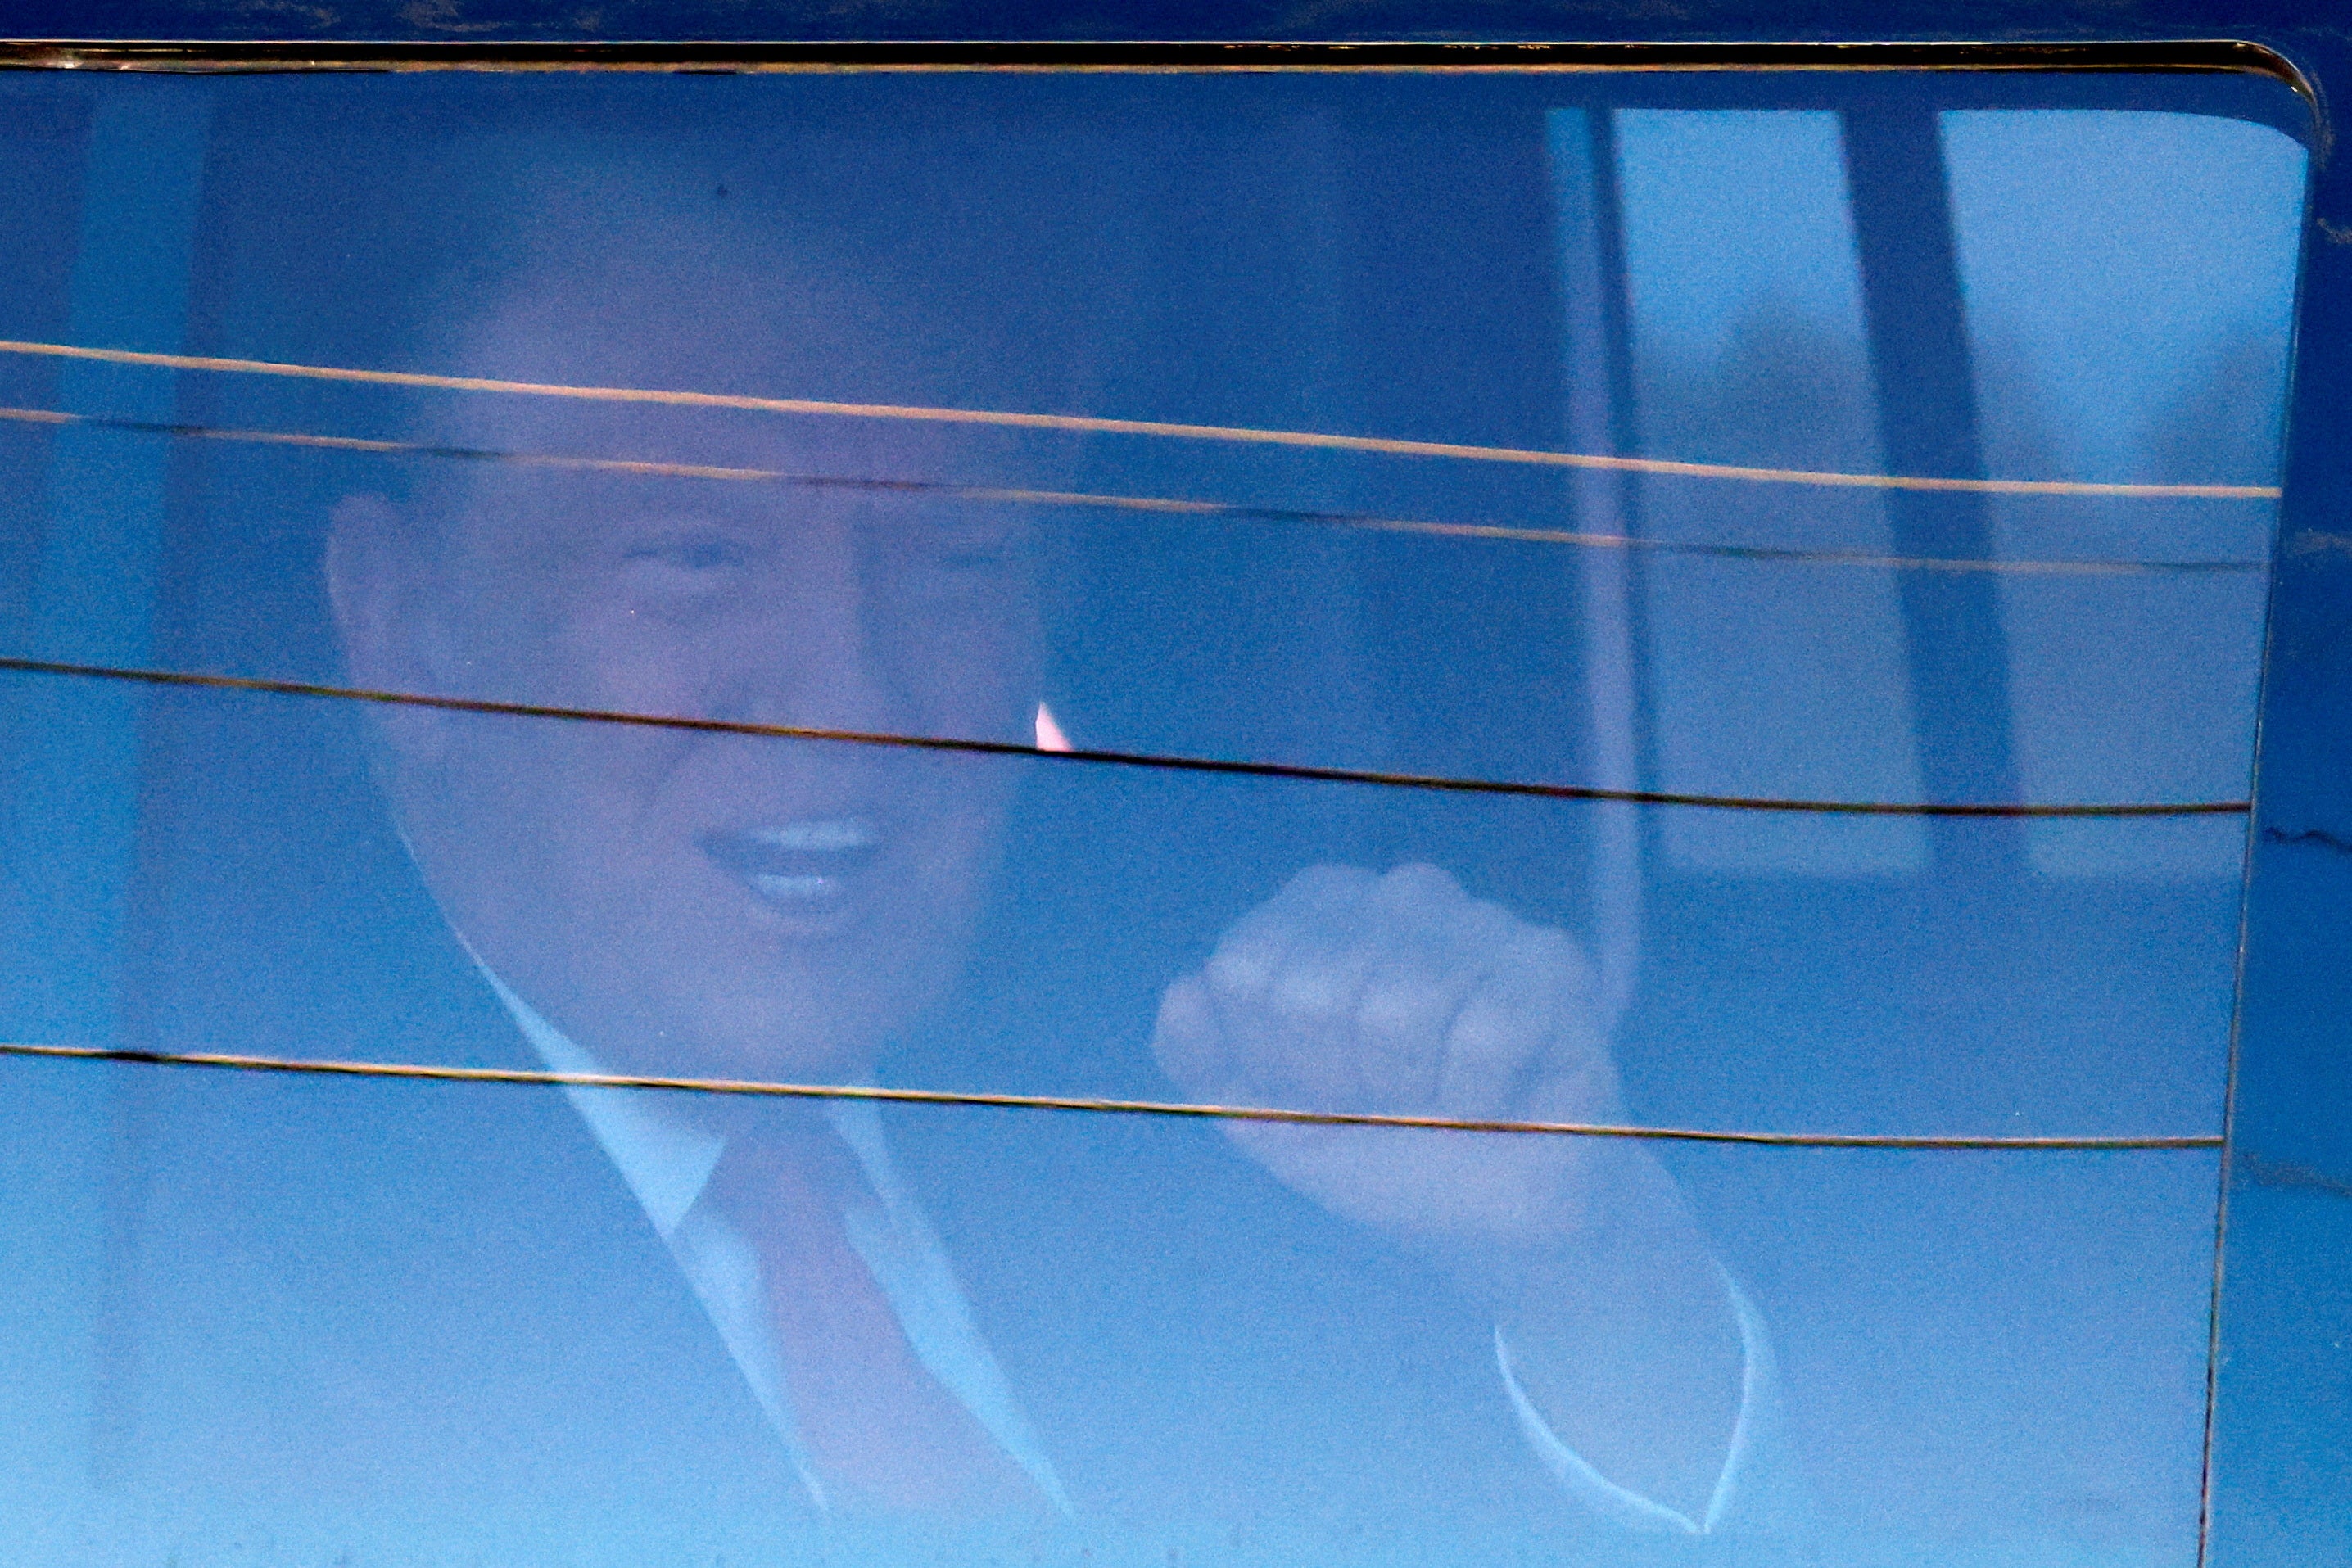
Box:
xmin=1034 ymin=703 xmax=1074 ymax=753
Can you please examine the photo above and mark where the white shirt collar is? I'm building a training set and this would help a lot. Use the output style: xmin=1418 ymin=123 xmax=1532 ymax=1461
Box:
xmin=472 ymin=964 xmax=1070 ymax=1516
xmin=478 ymin=966 xmax=724 ymax=1236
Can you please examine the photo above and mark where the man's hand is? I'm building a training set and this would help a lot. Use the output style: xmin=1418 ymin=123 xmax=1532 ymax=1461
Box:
xmin=1154 ymin=863 xmax=1748 ymax=1521
xmin=1151 ymin=862 xmax=1626 ymax=1254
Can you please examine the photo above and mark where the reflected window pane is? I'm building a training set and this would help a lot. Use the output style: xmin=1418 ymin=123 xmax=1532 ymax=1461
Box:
xmin=1613 ymin=107 xmax=1928 ymax=876
xmin=1944 ymin=109 xmax=2306 ymax=878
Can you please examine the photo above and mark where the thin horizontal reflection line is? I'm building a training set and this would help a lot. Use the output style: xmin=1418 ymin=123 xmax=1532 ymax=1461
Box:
xmin=0 ymin=405 xmax=2266 ymax=577
xmin=0 ymin=1042 xmax=2222 ymax=1150
xmin=0 ymin=339 xmax=2278 ymax=501
xmin=0 ymin=656 xmax=2253 ymax=818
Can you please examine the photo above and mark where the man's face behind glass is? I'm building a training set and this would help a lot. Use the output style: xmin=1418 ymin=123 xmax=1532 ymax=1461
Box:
xmin=328 ymin=237 xmax=1042 ymax=1084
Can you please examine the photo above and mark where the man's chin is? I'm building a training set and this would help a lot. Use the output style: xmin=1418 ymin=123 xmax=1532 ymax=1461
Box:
xmin=542 ymin=942 xmax=946 ymax=1082
xmin=630 ymin=1005 xmax=890 ymax=1087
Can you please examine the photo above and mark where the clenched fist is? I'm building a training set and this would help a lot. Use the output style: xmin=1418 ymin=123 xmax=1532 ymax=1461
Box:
xmin=1156 ymin=863 xmax=1748 ymax=1516
xmin=1152 ymin=862 xmax=1635 ymax=1255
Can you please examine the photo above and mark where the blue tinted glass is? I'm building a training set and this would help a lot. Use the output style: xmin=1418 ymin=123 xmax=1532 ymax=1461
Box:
xmin=1944 ymin=110 xmax=2304 ymax=879
xmin=0 ymin=66 xmax=2309 ymax=1566
xmin=1613 ymin=109 xmax=1927 ymax=876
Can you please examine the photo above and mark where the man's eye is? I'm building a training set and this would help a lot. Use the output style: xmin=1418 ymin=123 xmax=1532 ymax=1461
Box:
xmin=933 ymin=541 xmax=1013 ymax=571
xmin=918 ymin=523 xmax=1025 ymax=574
xmin=624 ymin=535 xmax=749 ymax=574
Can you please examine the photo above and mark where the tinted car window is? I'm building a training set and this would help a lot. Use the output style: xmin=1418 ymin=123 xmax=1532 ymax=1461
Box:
xmin=0 ymin=63 xmax=2308 ymax=1566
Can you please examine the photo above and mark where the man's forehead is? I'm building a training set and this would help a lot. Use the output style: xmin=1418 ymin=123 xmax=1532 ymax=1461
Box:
xmin=424 ymin=429 xmax=1003 ymax=573
xmin=387 ymin=147 xmax=1005 ymax=563
xmin=414 ymin=267 xmax=963 ymax=520
xmin=431 ymin=394 xmax=939 ymax=483
xmin=438 ymin=258 xmax=887 ymax=417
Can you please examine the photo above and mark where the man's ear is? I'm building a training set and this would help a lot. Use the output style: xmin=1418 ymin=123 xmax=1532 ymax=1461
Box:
xmin=325 ymin=492 xmax=459 ymax=766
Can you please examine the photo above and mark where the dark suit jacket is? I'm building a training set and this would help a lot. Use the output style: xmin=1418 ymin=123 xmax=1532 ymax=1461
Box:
xmin=46 ymin=928 xmax=1744 ymax=1567
xmin=0 ymin=695 xmax=2217 ymax=1567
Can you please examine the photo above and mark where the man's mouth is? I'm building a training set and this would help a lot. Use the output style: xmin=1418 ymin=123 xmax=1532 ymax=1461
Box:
xmin=698 ymin=820 xmax=881 ymax=920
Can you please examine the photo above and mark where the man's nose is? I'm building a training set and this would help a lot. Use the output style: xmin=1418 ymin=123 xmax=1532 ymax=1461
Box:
xmin=719 ymin=520 xmax=898 ymax=735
